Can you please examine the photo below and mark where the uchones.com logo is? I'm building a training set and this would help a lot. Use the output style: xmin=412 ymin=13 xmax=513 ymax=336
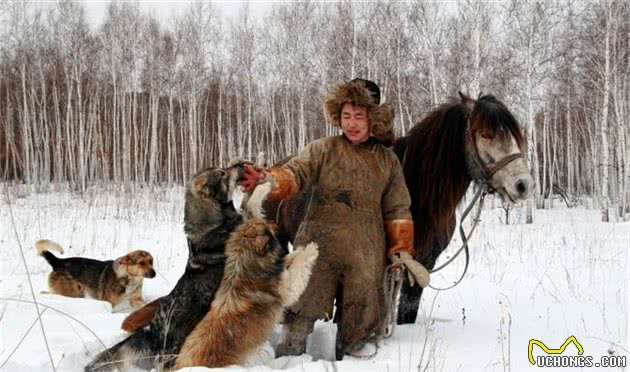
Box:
xmin=528 ymin=336 xmax=626 ymax=368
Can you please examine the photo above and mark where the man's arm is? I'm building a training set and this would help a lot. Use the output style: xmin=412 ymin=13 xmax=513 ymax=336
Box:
xmin=240 ymin=140 xmax=324 ymax=201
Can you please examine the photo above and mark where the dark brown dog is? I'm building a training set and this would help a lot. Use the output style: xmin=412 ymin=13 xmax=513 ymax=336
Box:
xmin=86 ymin=166 xmax=245 ymax=371
xmin=36 ymin=240 xmax=155 ymax=310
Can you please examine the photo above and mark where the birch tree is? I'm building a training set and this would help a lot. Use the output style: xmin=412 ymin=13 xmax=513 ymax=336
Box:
xmin=504 ymin=1 xmax=559 ymax=222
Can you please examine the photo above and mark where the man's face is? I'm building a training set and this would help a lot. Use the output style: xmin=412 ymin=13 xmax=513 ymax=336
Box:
xmin=340 ymin=103 xmax=370 ymax=144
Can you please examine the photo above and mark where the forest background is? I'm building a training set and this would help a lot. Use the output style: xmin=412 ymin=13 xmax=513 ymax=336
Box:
xmin=1 ymin=0 xmax=629 ymax=222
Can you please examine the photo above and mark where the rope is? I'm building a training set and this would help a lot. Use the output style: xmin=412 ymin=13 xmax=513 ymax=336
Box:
xmin=382 ymin=265 xmax=403 ymax=338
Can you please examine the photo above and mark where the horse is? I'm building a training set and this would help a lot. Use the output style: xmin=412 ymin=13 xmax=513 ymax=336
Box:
xmin=264 ymin=92 xmax=533 ymax=325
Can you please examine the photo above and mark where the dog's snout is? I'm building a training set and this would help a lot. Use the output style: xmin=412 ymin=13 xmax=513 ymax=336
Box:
xmin=146 ymin=269 xmax=156 ymax=278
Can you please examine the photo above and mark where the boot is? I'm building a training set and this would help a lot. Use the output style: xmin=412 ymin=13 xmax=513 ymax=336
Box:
xmin=347 ymin=339 xmax=378 ymax=359
xmin=275 ymin=314 xmax=314 ymax=357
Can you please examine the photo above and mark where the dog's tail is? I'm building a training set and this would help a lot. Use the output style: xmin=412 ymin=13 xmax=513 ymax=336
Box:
xmin=35 ymin=240 xmax=64 ymax=269
xmin=85 ymin=332 xmax=155 ymax=371
xmin=121 ymin=298 xmax=161 ymax=333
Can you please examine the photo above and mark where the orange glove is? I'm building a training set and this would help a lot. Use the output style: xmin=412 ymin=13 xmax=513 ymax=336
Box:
xmin=266 ymin=167 xmax=299 ymax=201
xmin=384 ymin=219 xmax=416 ymax=258
xmin=238 ymin=164 xmax=265 ymax=192
xmin=385 ymin=219 xmax=429 ymax=287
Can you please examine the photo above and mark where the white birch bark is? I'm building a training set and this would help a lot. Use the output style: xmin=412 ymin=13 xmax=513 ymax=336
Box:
xmin=600 ymin=2 xmax=612 ymax=222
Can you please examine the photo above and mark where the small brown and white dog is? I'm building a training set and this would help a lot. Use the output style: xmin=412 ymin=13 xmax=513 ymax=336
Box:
xmin=35 ymin=240 xmax=155 ymax=310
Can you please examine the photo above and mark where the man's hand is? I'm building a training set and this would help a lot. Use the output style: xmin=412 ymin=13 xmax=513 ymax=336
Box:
xmin=238 ymin=163 xmax=265 ymax=192
xmin=390 ymin=252 xmax=430 ymax=288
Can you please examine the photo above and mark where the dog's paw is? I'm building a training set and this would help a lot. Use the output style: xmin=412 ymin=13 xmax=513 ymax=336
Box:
xmin=296 ymin=242 xmax=319 ymax=265
xmin=281 ymin=242 xmax=319 ymax=307
xmin=284 ymin=242 xmax=319 ymax=272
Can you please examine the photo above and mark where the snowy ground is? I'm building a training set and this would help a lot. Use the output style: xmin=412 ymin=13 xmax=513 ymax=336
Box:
xmin=1 ymin=184 xmax=628 ymax=372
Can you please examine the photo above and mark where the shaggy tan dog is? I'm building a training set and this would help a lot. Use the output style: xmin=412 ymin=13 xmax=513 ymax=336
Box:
xmin=174 ymin=218 xmax=318 ymax=369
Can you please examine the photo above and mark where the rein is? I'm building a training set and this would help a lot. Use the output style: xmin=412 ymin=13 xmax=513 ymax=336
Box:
xmin=427 ymin=183 xmax=487 ymax=291
xmin=420 ymin=122 xmax=522 ymax=290
xmin=382 ymin=175 xmax=488 ymax=338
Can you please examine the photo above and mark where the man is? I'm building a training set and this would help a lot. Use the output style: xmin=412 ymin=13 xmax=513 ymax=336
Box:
xmin=240 ymin=79 xmax=428 ymax=359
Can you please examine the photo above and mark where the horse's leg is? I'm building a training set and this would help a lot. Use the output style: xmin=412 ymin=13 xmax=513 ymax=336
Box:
xmin=396 ymin=282 xmax=419 ymax=324
xmin=397 ymin=241 xmax=440 ymax=324
xmin=397 ymin=222 xmax=455 ymax=325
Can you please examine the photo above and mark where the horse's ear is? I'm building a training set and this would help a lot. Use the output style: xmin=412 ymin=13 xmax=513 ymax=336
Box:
xmin=458 ymin=91 xmax=472 ymax=103
xmin=459 ymin=91 xmax=475 ymax=111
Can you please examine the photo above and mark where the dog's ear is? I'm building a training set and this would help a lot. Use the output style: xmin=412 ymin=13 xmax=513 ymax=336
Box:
xmin=192 ymin=174 xmax=215 ymax=199
xmin=227 ymin=158 xmax=253 ymax=168
xmin=191 ymin=168 xmax=227 ymax=200
xmin=118 ymin=255 xmax=132 ymax=265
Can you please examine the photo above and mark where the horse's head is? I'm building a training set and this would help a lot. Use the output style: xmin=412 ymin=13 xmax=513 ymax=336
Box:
xmin=459 ymin=93 xmax=534 ymax=203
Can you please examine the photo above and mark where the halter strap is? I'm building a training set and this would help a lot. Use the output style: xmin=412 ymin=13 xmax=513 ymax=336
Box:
xmin=484 ymin=153 xmax=524 ymax=179
xmin=467 ymin=125 xmax=524 ymax=184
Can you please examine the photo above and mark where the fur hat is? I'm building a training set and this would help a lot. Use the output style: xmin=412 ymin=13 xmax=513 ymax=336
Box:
xmin=324 ymin=79 xmax=395 ymax=145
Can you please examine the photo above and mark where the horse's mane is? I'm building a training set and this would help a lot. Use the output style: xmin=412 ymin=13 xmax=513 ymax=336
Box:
xmin=393 ymin=94 xmax=523 ymax=261
xmin=471 ymin=95 xmax=524 ymax=149
xmin=393 ymin=99 xmax=470 ymax=259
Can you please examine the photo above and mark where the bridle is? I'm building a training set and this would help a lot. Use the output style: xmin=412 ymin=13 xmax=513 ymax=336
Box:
xmin=465 ymin=114 xmax=524 ymax=193
xmin=396 ymin=105 xmax=525 ymax=286
xmin=384 ymin=103 xmax=526 ymax=337
xmin=428 ymin=111 xmax=524 ymax=285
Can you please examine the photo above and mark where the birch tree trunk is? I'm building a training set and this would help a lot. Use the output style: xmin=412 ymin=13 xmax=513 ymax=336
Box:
xmin=542 ymin=109 xmax=548 ymax=204
xmin=217 ymin=78 xmax=224 ymax=167
xmin=20 ymin=63 xmax=32 ymax=184
xmin=566 ymin=90 xmax=573 ymax=196
xmin=600 ymin=3 xmax=612 ymax=222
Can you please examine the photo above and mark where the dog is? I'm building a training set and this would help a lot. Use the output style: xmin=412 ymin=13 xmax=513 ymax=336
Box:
xmin=174 ymin=220 xmax=318 ymax=369
xmin=35 ymin=240 xmax=155 ymax=310
xmin=120 ymin=160 xmax=265 ymax=334
xmin=86 ymin=164 xmax=318 ymax=371
xmin=86 ymin=166 xmax=247 ymax=371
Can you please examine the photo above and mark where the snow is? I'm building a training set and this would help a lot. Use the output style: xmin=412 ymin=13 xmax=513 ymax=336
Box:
xmin=1 ymin=186 xmax=628 ymax=371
